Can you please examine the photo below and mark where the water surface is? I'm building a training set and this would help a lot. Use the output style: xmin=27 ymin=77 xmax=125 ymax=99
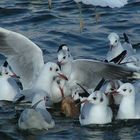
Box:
xmin=0 ymin=0 xmax=140 ymax=139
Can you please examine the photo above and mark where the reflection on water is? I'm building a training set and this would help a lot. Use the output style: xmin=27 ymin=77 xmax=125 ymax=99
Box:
xmin=0 ymin=0 xmax=140 ymax=139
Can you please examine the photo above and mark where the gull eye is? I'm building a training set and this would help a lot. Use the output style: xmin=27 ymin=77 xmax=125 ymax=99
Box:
xmin=123 ymin=89 xmax=127 ymax=92
xmin=110 ymin=88 xmax=114 ymax=91
xmin=93 ymin=97 xmax=96 ymax=100
xmin=115 ymin=40 xmax=117 ymax=43
xmin=56 ymin=68 xmax=59 ymax=72
xmin=63 ymin=56 xmax=66 ymax=59
xmin=50 ymin=67 xmax=52 ymax=71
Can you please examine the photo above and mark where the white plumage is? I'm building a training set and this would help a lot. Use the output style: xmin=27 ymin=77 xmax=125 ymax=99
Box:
xmin=79 ymin=90 xmax=112 ymax=125
xmin=74 ymin=0 xmax=128 ymax=8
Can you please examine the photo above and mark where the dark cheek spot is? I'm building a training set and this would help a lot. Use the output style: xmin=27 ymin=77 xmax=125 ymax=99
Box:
xmin=123 ymin=89 xmax=126 ymax=92
xmin=50 ymin=67 xmax=52 ymax=71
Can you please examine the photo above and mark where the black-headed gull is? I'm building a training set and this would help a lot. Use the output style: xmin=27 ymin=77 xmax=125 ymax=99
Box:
xmin=79 ymin=90 xmax=112 ymax=125
xmin=14 ymin=62 xmax=68 ymax=104
xmin=106 ymin=32 xmax=136 ymax=63
xmin=57 ymin=44 xmax=140 ymax=93
xmin=18 ymin=93 xmax=55 ymax=130
xmin=116 ymin=83 xmax=140 ymax=119
xmin=106 ymin=32 xmax=140 ymax=72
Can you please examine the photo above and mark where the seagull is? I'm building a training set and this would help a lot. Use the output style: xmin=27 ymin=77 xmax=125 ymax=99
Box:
xmin=0 ymin=28 xmax=69 ymax=102
xmin=18 ymin=93 xmax=55 ymax=130
xmin=116 ymin=83 xmax=140 ymax=119
xmin=79 ymin=90 xmax=113 ymax=125
xmin=106 ymin=32 xmax=135 ymax=63
xmin=74 ymin=0 xmax=128 ymax=8
xmin=57 ymin=44 xmax=140 ymax=95
xmin=106 ymin=32 xmax=140 ymax=71
xmin=14 ymin=62 xmax=68 ymax=104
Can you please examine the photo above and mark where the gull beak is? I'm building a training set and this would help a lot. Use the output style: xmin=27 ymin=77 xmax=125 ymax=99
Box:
xmin=110 ymin=44 xmax=114 ymax=50
xmin=75 ymin=99 xmax=88 ymax=107
xmin=57 ymin=61 xmax=61 ymax=68
xmin=58 ymin=72 xmax=68 ymax=81
xmin=10 ymin=73 xmax=20 ymax=79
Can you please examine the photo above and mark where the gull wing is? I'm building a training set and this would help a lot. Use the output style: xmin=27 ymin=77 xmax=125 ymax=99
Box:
xmin=0 ymin=27 xmax=44 ymax=89
xmin=70 ymin=59 xmax=138 ymax=89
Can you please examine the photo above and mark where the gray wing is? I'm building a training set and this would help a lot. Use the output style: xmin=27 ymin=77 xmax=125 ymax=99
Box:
xmin=0 ymin=27 xmax=44 ymax=89
xmin=37 ymin=108 xmax=53 ymax=124
xmin=7 ymin=77 xmax=20 ymax=94
xmin=80 ymin=103 xmax=93 ymax=120
xmin=122 ymin=42 xmax=135 ymax=56
xmin=71 ymin=59 xmax=138 ymax=89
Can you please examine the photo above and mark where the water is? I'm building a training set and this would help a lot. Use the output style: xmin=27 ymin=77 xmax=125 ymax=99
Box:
xmin=0 ymin=0 xmax=140 ymax=139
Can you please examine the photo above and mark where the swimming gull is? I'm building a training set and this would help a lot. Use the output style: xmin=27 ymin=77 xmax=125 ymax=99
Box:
xmin=18 ymin=93 xmax=55 ymax=130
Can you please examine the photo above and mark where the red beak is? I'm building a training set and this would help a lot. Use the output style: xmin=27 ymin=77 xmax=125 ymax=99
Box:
xmin=10 ymin=73 xmax=20 ymax=78
xmin=58 ymin=73 xmax=68 ymax=81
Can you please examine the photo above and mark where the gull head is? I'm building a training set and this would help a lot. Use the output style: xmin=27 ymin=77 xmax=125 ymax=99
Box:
xmin=44 ymin=62 xmax=68 ymax=81
xmin=105 ymin=80 xmax=121 ymax=95
xmin=87 ymin=91 xmax=107 ymax=105
xmin=116 ymin=83 xmax=135 ymax=96
xmin=72 ymin=90 xmax=88 ymax=103
xmin=57 ymin=44 xmax=69 ymax=52
xmin=31 ymin=92 xmax=52 ymax=109
xmin=108 ymin=32 xmax=120 ymax=49
xmin=57 ymin=44 xmax=73 ymax=65
xmin=72 ymin=91 xmax=80 ymax=101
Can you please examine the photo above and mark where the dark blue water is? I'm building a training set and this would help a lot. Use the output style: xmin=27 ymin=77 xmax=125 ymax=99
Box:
xmin=0 ymin=0 xmax=140 ymax=139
